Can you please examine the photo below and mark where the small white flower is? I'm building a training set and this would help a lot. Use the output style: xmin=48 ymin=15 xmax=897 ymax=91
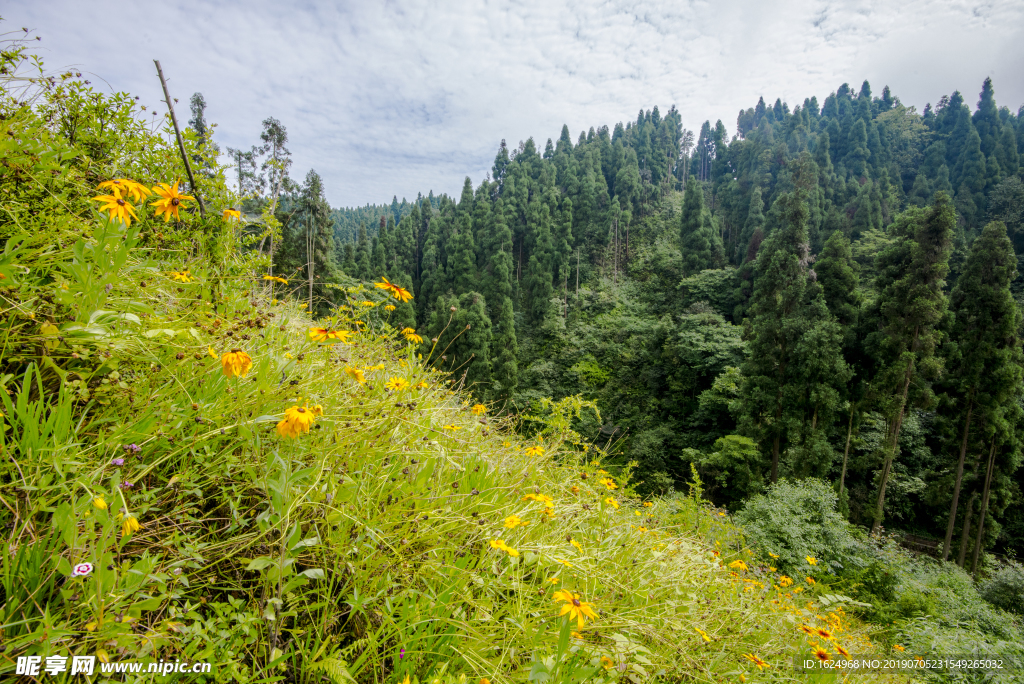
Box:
xmin=72 ymin=562 xmax=94 ymax=577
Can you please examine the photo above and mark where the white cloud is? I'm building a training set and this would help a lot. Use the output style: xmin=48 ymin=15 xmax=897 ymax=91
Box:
xmin=7 ymin=0 xmax=1023 ymax=206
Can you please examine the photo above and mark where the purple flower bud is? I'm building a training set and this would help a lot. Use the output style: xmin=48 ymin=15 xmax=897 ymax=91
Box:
xmin=399 ymin=648 xmax=404 ymax=659
xmin=111 ymin=458 xmax=125 ymax=466
xmin=119 ymin=481 xmax=133 ymax=489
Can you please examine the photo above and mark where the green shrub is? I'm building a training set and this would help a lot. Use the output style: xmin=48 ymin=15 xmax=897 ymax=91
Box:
xmin=735 ymin=477 xmax=865 ymax=576
xmin=980 ymin=562 xmax=1024 ymax=615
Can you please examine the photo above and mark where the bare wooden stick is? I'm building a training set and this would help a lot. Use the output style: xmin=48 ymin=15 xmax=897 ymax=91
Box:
xmin=153 ymin=59 xmax=205 ymax=217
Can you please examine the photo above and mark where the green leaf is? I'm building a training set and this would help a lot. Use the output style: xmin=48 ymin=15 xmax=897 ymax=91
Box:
xmin=246 ymin=557 xmax=275 ymax=571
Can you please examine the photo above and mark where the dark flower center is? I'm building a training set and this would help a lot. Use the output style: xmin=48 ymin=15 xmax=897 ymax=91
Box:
xmin=231 ymin=348 xmax=241 ymax=353
xmin=116 ymin=198 xmax=125 ymax=206
xmin=572 ymin=598 xmax=581 ymax=607
xmin=298 ymin=407 xmax=306 ymax=413
xmin=171 ymin=198 xmax=179 ymax=206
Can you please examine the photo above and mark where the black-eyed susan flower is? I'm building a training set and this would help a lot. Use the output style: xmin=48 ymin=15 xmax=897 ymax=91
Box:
xmin=522 ymin=493 xmax=552 ymax=504
xmin=385 ymin=377 xmax=410 ymax=391
xmin=168 ymin=270 xmax=193 ymax=283
xmin=799 ymin=624 xmax=815 ymax=636
xmin=277 ymin=405 xmax=315 ymax=438
xmin=488 ymin=539 xmax=519 ymax=557
xmin=812 ymin=647 xmax=830 ymax=662
xmin=642 ymin=501 xmax=653 ymax=508
xmin=546 ymin=576 xmax=560 ymax=584
xmin=92 ymin=187 xmax=141 ymax=226
xmin=743 ymin=653 xmax=769 ymax=670
xmin=768 ymin=551 xmax=779 ymax=559
xmin=805 ymin=577 xmax=815 ymax=585
xmin=599 ymin=477 xmax=617 ymax=490
xmin=816 ymin=627 xmax=833 ymax=640
xmin=93 ymin=497 xmax=107 ymax=510
xmin=729 ymin=560 xmax=749 ymax=571
xmin=384 ymin=304 xmax=396 ymax=311
xmin=893 ymin=644 xmax=904 ymax=652
xmin=600 ymin=656 xmax=614 ymax=670
xmin=400 ymin=327 xmax=423 ymax=344
xmin=222 ymin=207 xmax=241 ymax=221
xmin=221 ymin=349 xmax=253 ymax=378
xmin=570 ymin=539 xmax=582 ymax=552
xmin=121 ymin=515 xmax=142 ymax=537
xmin=264 ymin=275 xmax=288 ymax=284
xmin=524 ymin=446 xmax=544 ymax=456
xmin=150 ymin=181 xmax=195 ymax=222
xmin=414 ymin=381 xmax=428 ymax=389
xmin=345 ymin=366 xmax=366 ymax=384
xmin=778 ymin=575 xmax=794 ymax=587
xmin=806 ymin=556 xmax=818 ymax=565
xmin=471 ymin=404 xmax=486 ymax=415
xmin=835 ymin=643 xmax=850 ymax=658
xmin=208 ymin=346 xmax=218 ymax=359
xmin=695 ymin=627 xmax=711 ymax=643
xmin=604 ymin=497 xmax=619 ymax=509
xmin=504 ymin=515 xmax=528 ymax=529
xmin=552 ymin=590 xmax=597 ymax=629
xmin=442 ymin=424 xmax=461 ymax=431
xmin=98 ymin=179 xmax=152 ymax=202
xmin=375 ymin=278 xmax=413 ymax=302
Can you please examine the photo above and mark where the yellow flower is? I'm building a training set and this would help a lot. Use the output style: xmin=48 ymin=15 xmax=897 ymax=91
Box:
xmin=695 ymin=627 xmax=711 ymax=643
xmin=442 ymin=424 xmax=461 ymax=431
xmin=893 ymin=644 xmax=904 ymax=652
xmin=222 ymin=208 xmax=242 ymax=221
xmin=150 ymin=180 xmax=196 ymax=222
xmin=729 ymin=560 xmax=748 ymax=571
xmin=93 ymin=497 xmax=107 ymax=510
xmin=97 ymin=178 xmax=152 ymax=202
xmin=414 ymin=381 xmax=429 ymax=389
xmin=768 ymin=551 xmax=779 ymax=559
xmin=221 ymin=349 xmax=253 ymax=378
xmin=546 ymin=576 xmax=560 ymax=584
xmin=312 ymin=404 xmax=324 ymax=417
xmin=642 ymin=501 xmax=653 ymax=508
xmin=743 ymin=653 xmax=769 ymax=670
xmin=122 ymin=515 xmax=141 ymax=536
xmin=570 ymin=486 xmax=579 ymax=493
xmin=604 ymin=497 xmax=619 ymax=509
xmin=374 ymin=277 xmax=413 ymax=302
xmin=489 ymin=539 xmax=519 ymax=557
xmin=91 ymin=186 xmax=140 ymax=226
xmin=504 ymin=515 xmax=528 ymax=529
xmin=480 ymin=680 xmax=491 ymax=684
xmin=284 ymin=352 xmax=294 ymax=359
xmin=168 ymin=270 xmax=193 ymax=283
xmin=276 ymin=405 xmax=316 ymax=439
xmin=522 ymin=493 xmax=553 ymax=504
xmin=556 ymin=560 xmax=573 ymax=567
xmin=836 ymin=643 xmax=850 ymax=658
xmin=309 ymin=327 xmax=352 ymax=342
xmin=798 ymin=624 xmax=815 ymax=636
xmin=358 ymin=300 xmax=376 ymax=307
xmin=384 ymin=304 xmax=396 ymax=311
xmin=207 ymin=346 xmax=218 ymax=359
xmin=778 ymin=575 xmax=793 ymax=587
xmin=552 ymin=590 xmax=598 ymax=629
xmin=805 ymin=577 xmax=816 ymax=585
xmin=570 ymin=539 xmax=582 ymax=552
xmin=812 ymin=646 xmax=831 ymax=662
xmin=345 ymin=366 xmax=366 ymax=384
xmin=524 ymin=445 xmax=544 ymax=456
xmin=471 ymin=404 xmax=487 ymax=415
xmin=384 ymin=377 xmax=410 ymax=391
xmin=600 ymin=656 xmax=614 ymax=670
xmin=402 ymin=327 xmax=424 ymax=344
xmin=806 ymin=556 xmax=817 ymax=565
xmin=815 ymin=627 xmax=833 ymax=640
xmin=263 ymin=275 xmax=288 ymax=284
xmin=599 ymin=477 xmax=617 ymax=490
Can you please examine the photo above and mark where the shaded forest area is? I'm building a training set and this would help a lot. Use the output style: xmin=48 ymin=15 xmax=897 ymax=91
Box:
xmin=224 ymin=78 xmax=1024 ymax=567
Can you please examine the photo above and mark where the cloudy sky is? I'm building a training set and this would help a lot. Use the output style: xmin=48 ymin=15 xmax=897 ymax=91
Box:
xmin=7 ymin=1 xmax=1024 ymax=207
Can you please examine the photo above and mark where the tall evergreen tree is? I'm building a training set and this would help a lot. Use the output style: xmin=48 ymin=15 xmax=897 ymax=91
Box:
xmin=866 ymin=193 xmax=954 ymax=534
xmin=680 ymin=177 xmax=722 ymax=276
xmin=938 ymin=220 xmax=1021 ymax=561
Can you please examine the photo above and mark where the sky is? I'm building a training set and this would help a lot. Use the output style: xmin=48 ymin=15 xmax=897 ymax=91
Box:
xmin=7 ymin=1 xmax=1024 ymax=208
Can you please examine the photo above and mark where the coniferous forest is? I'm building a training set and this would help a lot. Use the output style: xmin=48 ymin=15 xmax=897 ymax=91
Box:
xmin=7 ymin=18 xmax=1024 ymax=681
xmin=251 ymin=78 xmax=1024 ymax=565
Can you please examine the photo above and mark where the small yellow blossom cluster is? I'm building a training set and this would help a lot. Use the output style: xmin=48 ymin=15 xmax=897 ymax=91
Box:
xmin=276 ymin=404 xmax=322 ymax=439
xmin=489 ymin=539 xmax=519 ymax=557
xmin=401 ymin=327 xmax=423 ymax=344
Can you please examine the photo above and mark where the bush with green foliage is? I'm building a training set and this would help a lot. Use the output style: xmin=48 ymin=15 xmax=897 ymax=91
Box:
xmin=980 ymin=561 xmax=1024 ymax=615
xmin=735 ymin=478 xmax=865 ymax=576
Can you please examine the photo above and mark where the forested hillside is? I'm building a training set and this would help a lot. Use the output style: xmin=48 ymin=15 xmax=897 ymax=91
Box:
xmin=244 ymin=78 xmax=1024 ymax=567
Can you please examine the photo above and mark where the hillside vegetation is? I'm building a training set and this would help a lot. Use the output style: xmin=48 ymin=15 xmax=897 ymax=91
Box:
xmin=0 ymin=29 xmax=922 ymax=684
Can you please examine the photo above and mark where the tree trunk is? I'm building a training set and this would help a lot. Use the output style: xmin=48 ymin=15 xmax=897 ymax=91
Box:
xmin=872 ymin=338 xmax=917 ymax=535
xmin=942 ymin=392 xmax=974 ymax=561
xmin=971 ymin=437 xmax=998 ymax=575
xmin=839 ymin=405 xmax=855 ymax=499
xmin=957 ymin=492 xmax=976 ymax=568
